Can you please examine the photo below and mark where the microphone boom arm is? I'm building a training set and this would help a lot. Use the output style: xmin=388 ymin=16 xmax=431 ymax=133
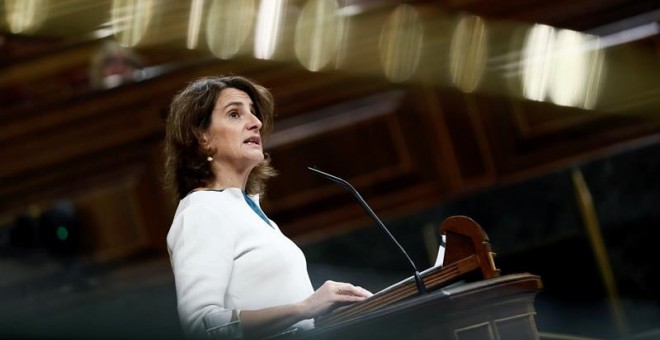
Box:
xmin=308 ymin=167 xmax=427 ymax=295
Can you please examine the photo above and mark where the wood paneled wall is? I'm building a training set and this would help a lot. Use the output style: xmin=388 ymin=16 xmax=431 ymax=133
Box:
xmin=1 ymin=34 xmax=658 ymax=262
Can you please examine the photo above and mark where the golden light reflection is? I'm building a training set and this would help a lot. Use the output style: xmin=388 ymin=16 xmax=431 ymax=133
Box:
xmin=206 ymin=0 xmax=255 ymax=59
xmin=521 ymin=24 xmax=605 ymax=109
xmin=186 ymin=0 xmax=205 ymax=49
xmin=5 ymin=0 xmax=48 ymax=34
xmin=254 ymin=0 xmax=285 ymax=60
xmin=379 ymin=4 xmax=423 ymax=83
xmin=450 ymin=15 xmax=488 ymax=93
xmin=294 ymin=0 xmax=343 ymax=72
xmin=111 ymin=0 xmax=154 ymax=47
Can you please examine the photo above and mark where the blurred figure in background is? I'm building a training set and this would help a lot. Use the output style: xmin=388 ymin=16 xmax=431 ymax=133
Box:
xmin=89 ymin=40 xmax=144 ymax=89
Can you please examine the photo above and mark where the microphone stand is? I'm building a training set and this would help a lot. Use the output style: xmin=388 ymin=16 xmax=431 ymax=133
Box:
xmin=308 ymin=167 xmax=427 ymax=296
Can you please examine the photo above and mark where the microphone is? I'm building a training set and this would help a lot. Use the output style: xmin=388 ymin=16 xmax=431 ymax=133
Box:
xmin=308 ymin=167 xmax=426 ymax=295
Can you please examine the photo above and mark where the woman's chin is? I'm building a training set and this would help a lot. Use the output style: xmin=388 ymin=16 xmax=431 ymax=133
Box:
xmin=247 ymin=153 xmax=265 ymax=166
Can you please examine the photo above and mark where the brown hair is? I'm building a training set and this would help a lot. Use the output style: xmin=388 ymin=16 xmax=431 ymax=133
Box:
xmin=164 ymin=75 xmax=277 ymax=200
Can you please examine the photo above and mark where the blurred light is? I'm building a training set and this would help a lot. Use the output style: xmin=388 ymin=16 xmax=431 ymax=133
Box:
xmin=56 ymin=226 xmax=69 ymax=241
xmin=548 ymin=30 xmax=597 ymax=108
xmin=337 ymin=4 xmax=363 ymax=17
xmin=521 ymin=24 xmax=605 ymax=109
xmin=521 ymin=24 xmax=555 ymax=102
xmin=39 ymin=200 xmax=80 ymax=257
xmin=254 ymin=0 xmax=285 ymax=60
xmin=581 ymin=41 xmax=605 ymax=110
xmin=5 ymin=0 xmax=48 ymax=33
xmin=598 ymin=22 xmax=659 ymax=49
xmin=379 ymin=4 xmax=423 ymax=83
xmin=28 ymin=204 xmax=41 ymax=218
xmin=186 ymin=0 xmax=205 ymax=49
xmin=294 ymin=0 xmax=344 ymax=72
xmin=548 ymin=30 xmax=586 ymax=107
xmin=111 ymin=0 xmax=155 ymax=47
xmin=450 ymin=15 xmax=488 ymax=93
xmin=207 ymin=0 xmax=256 ymax=59
xmin=91 ymin=27 xmax=115 ymax=40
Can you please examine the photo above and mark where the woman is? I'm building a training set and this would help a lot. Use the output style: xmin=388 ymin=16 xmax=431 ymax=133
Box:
xmin=164 ymin=76 xmax=372 ymax=339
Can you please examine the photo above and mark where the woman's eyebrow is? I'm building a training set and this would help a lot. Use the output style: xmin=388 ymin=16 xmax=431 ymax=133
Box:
xmin=221 ymin=101 xmax=247 ymax=111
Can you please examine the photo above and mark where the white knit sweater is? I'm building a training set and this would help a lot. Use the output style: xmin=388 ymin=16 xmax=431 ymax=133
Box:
xmin=167 ymin=188 xmax=315 ymax=338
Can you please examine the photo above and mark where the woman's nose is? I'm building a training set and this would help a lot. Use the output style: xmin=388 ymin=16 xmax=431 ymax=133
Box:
xmin=248 ymin=113 xmax=262 ymax=130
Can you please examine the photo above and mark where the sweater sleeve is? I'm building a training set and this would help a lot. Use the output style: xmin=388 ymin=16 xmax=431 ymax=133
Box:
xmin=168 ymin=205 xmax=240 ymax=338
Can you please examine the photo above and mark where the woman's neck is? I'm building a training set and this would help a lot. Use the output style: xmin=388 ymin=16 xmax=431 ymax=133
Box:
xmin=206 ymin=163 xmax=251 ymax=191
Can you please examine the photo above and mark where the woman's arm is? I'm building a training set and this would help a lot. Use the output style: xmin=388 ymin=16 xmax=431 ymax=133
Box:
xmin=240 ymin=280 xmax=372 ymax=338
xmin=168 ymin=207 xmax=239 ymax=336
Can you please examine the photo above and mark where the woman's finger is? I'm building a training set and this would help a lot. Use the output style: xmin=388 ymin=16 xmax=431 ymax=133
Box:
xmin=336 ymin=283 xmax=372 ymax=298
xmin=354 ymin=286 xmax=373 ymax=297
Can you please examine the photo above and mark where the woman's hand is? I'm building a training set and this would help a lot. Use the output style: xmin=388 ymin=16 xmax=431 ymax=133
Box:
xmin=298 ymin=280 xmax=373 ymax=319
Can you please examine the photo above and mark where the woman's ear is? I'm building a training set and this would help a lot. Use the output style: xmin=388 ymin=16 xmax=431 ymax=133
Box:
xmin=199 ymin=131 xmax=210 ymax=148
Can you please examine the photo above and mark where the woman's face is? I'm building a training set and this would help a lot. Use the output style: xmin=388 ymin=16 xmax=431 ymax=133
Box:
xmin=201 ymin=87 xmax=264 ymax=174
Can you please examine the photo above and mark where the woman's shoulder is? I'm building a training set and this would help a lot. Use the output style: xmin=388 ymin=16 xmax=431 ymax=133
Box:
xmin=168 ymin=189 xmax=244 ymax=243
xmin=172 ymin=188 xmax=249 ymax=226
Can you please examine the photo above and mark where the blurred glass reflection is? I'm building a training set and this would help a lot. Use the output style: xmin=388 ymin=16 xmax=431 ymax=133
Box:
xmin=450 ymin=15 xmax=487 ymax=93
xmin=5 ymin=0 xmax=48 ymax=33
xmin=206 ymin=0 xmax=255 ymax=59
xmin=111 ymin=0 xmax=154 ymax=47
xmin=254 ymin=0 xmax=285 ymax=60
xmin=379 ymin=4 xmax=423 ymax=83
xmin=521 ymin=24 xmax=605 ymax=109
xmin=294 ymin=0 xmax=343 ymax=72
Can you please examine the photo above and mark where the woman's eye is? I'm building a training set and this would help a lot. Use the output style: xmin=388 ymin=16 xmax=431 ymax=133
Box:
xmin=228 ymin=111 xmax=239 ymax=118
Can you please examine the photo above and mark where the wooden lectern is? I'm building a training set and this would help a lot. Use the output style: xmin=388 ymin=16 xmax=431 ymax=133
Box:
xmin=294 ymin=216 xmax=544 ymax=340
